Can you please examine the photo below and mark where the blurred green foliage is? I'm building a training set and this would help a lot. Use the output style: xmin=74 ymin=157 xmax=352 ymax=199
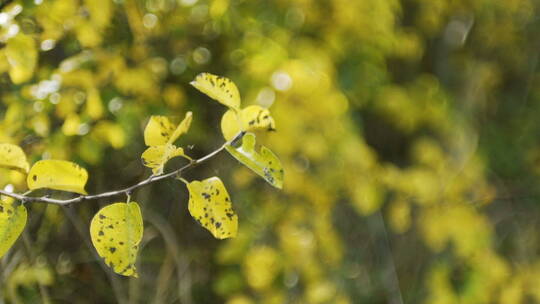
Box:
xmin=0 ymin=0 xmax=539 ymax=303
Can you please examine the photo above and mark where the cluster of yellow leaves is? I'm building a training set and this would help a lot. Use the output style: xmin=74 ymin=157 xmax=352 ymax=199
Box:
xmin=142 ymin=112 xmax=193 ymax=175
xmin=0 ymin=73 xmax=284 ymax=278
xmin=0 ymin=144 xmax=90 ymax=267
xmin=191 ymin=73 xmax=276 ymax=141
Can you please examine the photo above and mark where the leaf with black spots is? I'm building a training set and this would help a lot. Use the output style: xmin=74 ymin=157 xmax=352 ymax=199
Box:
xmin=187 ymin=177 xmax=237 ymax=239
xmin=0 ymin=197 xmax=26 ymax=258
xmin=190 ymin=73 xmax=241 ymax=110
xmin=226 ymin=133 xmax=283 ymax=189
xmin=0 ymin=143 xmax=29 ymax=173
xmin=221 ymin=105 xmax=276 ymax=141
xmin=27 ymin=160 xmax=88 ymax=194
xmin=141 ymin=144 xmax=187 ymax=175
xmin=144 ymin=112 xmax=192 ymax=146
xmin=90 ymin=202 xmax=143 ymax=277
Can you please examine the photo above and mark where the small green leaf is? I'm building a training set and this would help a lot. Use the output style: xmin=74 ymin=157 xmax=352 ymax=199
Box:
xmin=187 ymin=177 xmax=237 ymax=239
xmin=221 ymin=105 xmax=276 ymax=141
xmin=0 ymin=197 xmax=27 ymax=258
xmin=90 ymin=202 xmax=143 ymax=277
xmin=190 ymin=73 xmax=241 ymax=110
xmin=225 ymin=133 xmax=283 ymax=189
xmin=27 ymin=160 xmax=88 ymax=194
xmin=0 ymin=143 xmax=29 ymax=173
xmin=141 ymin=144 xmax=186 ymax=175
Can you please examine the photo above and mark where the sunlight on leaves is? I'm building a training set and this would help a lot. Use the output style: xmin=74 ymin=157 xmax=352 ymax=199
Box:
xmin=143 ymin=112 xmax=192 ymax=146
xmin=190 ymin=73 xmax=241 ymax=110
xmin=0 ymin=143 xmax=29 ymax=173
xmin=221 ymin=105 xmax=276 ymax=141
xmin=27 ymin=160 xmax=88 ymax=194
xmin=187 ymin=177 xmax=238 ymax=239
xmin=142 ymin=112 xmax=192 ymax=174
xmin=90 ymin=202 xmax=143 ymax=277
xmin=0 ymin=197 xmax=27 ymax=258
xmin=226 ymin=133 xmax=283 ymax=189
xmin=141 ymin=144 xmax=187 ymax=175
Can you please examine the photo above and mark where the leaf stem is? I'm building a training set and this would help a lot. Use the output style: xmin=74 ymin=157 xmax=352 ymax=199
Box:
xmin=0 ymin=132 xmax=246 ymax=206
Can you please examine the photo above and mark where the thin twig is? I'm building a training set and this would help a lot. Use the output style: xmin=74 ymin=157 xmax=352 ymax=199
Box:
xmin=0 ymin=132 xmax=245 ymax=206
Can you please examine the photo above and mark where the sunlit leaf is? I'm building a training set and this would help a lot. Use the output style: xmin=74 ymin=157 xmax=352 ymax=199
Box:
xmin=90 ymin=202 xmax=143 ymax=277
xmin=27 ymin=160 xmax=88 ymax=194
xmin=143 ymin=112 xmax=192 ymax=146
xmin=225 ymin=133 xmax=283 ymax=189
xmin=0 ymin=197 xmax=27 ymax=258
xmin=141 ymin=144 xmax=186 ymax=175
xmin=5 ymin=34 xmax=37 ymax=84
xmin=190 ymin=73 xmax=241 ymax=110
xmin=85 ymin=88 xmax=104 ymax=120
xmin=93 ymin=121 xmax=125 ymax=149
xmin=144 ymin=116 xmax=174 ymax=146
xmin=0 ymin=143 xmax=29 ymax=173
xmin=187 ymin=177 xmax=237 ymax=239
xmin=62 ymin=113 xmax=81 ymax=136
xmin=168 ymin=112 xmax=192 ymax=145
xmin=221 ymin=105 xmax=276 ymax=140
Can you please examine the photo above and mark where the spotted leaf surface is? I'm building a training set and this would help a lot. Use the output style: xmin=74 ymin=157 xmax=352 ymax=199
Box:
xmin=221 ymin=105 xmax=276 ymax=140
xmin=141 ymin=144 xmax=186 ymax=175
xmin=0 ymin=197 xmax=27 ymax=258
xmin=187 ymin=177 xmax=237 ymax=239
xmin=90 ymin=202 xmax=143 ymax=277
xmin=143 ymin=112 xmax=192 ymax=146
xmin=143 ymin=116 xmax=175 ymax=146
xmin=190 ymin=73 xmax=241 ymax=110
xmin=27 ymin=160 xmax=88 ymax=194
xmin=0 ymin=143 xmax=29 ymax=173
xmin=226 ymin=133 xmax=283 ymax=189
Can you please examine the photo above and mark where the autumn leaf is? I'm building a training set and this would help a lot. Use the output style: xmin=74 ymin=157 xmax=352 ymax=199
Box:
xmin=27 ymin=160 xmax=89 ymax=194
xmin=187 ymin=177 xmax=237 ymax=239
xmin=90 ymin=202 xmax=143 ymax=277
xmin=190 ymin=73 xmax=241 ymax=110
xmin=0 ymin=197 xmax=27 ymax=258
xmin=0 ymin=143 xmax=29 ymax=173
xmin=226 ymin=133 xmax=283 ymax=189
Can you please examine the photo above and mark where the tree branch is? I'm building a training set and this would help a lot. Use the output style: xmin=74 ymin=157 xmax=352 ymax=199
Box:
xmin=0 ymin=132 xmax=246 ymax=206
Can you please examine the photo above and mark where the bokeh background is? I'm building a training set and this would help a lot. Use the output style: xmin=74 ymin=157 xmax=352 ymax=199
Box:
xmin=0 ymin=0 xmax=539 ymax=303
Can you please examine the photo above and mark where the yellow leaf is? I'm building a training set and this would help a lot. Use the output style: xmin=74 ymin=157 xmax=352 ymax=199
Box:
xmin=0 ymin=143 xmax=29 ymax=173
xmin=210 ymin=0 xmax=229 ymax=18
xmin=62 ymin=113 xmax=80 ymax=136
xmin=221 ymin=105 xmax=276 ymax=140
xmin=141 ymin=144 xmax=186 ymax=175
xmin=93 ymin=121 xmax=125 ymax=149
xmin=187 ymin=177 xmax=237 ymax=239
xmin=90 ymin=202 xmax=143 ymax=277
xmin=143 ymin=112 xmax=192 ymax=146
xmin=85 ymin=88 xmax=104 ymax=120
xmin=5 ymin=34 xmax=37 ymax=84
xmin=241 ymin=105 xmax=276 ymax=131
xmin=168 ymin=112 xmax=192 ymax=145
xmin=221 ymin=110 xmax=241 ymax=141
xmin=27 ymin=160 xmax=88 ymax=194
xmin=0 ymin=197 xmax=27 ymax=258
xmin=225 ymin=133 xmax=283 ymax=189
xmin=84 ymin=0 xmax=113 ymax=28
xmin=190 ymin=73 xmax=241 ymax=110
